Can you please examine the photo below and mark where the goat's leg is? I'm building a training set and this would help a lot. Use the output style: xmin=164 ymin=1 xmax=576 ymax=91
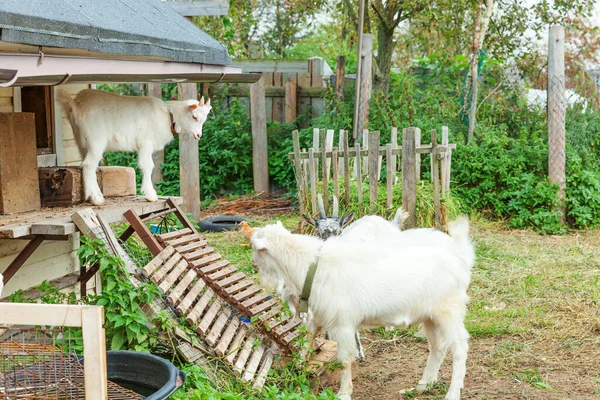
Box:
xmin=445 ymin=322 xmax=469 ymax=400
xmin=329 ymin=327 xmax=357 ymax=400
xmin=81 ymin=147 xmax=105 ymax=205
xmin=138 ymin=141 xmax=158 ymax=202
xmin=416 ymin=319 xmax=447 ymax=391
xmin=355 ymin=331 xmax=365 ymax=362
xmin=301 ymin=318 xmax=321 ymax=362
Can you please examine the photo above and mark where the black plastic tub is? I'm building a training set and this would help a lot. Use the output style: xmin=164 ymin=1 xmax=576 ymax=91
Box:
xmin=80 ymin=350 xmax=185 ymax=399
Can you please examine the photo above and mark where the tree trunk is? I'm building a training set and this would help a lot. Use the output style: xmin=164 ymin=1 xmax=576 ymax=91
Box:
xmin=374 ymin=24 xmax=395 ymax=94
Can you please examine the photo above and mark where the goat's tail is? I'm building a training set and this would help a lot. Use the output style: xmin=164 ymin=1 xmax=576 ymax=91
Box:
xmin=448 ymin=215 xmax=475 ymax=271
xmin=56 ymin=90 xmax=86 ymax=156
xmin=390 ymin=207 xmax=410 ymax=230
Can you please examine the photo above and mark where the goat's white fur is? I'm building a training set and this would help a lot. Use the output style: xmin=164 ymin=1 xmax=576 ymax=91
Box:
xmin=56 ymin=89 xmax=211 ymax=205
xmin=251 ymin=217 xmax=474 ymax=400
xmin=0 ymin=272 xmax=4 ymax=298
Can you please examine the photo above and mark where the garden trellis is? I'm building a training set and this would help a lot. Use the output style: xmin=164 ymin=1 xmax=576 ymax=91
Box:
xmin=289 ymin=127 xmax=457 ymax=228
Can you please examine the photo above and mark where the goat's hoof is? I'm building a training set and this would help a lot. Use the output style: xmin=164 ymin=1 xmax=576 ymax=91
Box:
xmin=416 ymin=383 xmax=430 ymax=392
xmin=89 ymin=196 xmax=105 ymax=206
xmin=337 ymin=394 xmax=352 ymax=400
xmin=145 ymin=195 xmax=158 ymax=203
xmin=445 ymin=393 xmax=460 ymax=400
xmin=357 ymin=353 xmax=365 ymax=362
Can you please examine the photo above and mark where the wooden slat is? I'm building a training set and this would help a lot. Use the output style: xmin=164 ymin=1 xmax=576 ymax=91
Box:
xmin=142 ymin=246 xmax=174 ymax=276
xmin=224 ymin=280 xmax=254 ymax=296
xmin=241 ymin=292 xmax=270 ymax=310
xmin=265 ymin=315 xmax=290 ymax=331
xmin=167 ymin=233 xmax=200 ymax=248
xmin=207 ymin=266 xmax=238 ymax=282
xmin=205 ymin=308 xmax=232 ymax=346
xmin=167 ymin=270 xmax=196 ymax=305
xmin=215 ymin=317 xmax=240 ymax=356
xmin=177 ymin=279 xmax=206 ymax=314
xmin=214 ymin=272 xmax=245 ymax=288
xmin=177 ymin=239 xmax=208 ymax=254
xmin=192 ymin=253 xmax=223 ymax=269
xmin=158 ymin=259 xmax=188 ymax=292
xmin=242 ymin=344 xmax=265 ymax=383
xmin=197 ymin=299 xmax=223 ymax=335
xmin=274 ymin=319 xmax=301 ymax=338
xmin=157 ymin=228 xmax=192 ymax=242
xmin=282 ymin=330 xmax=300 ymax=344
xmin=150 ymin=252 xmax=182 ymax=284
xmin=233 ymin=336 xmax=255 ymax=375
xmin=258 ymin=306 xmax=282 ymax=323
xmin=224 ymin=325 xmax=248 ymax=364
xmin=186 ymin=288 xmax=214 ymax=325
xmin=249 ymin=298 xmax=278 ymax=316
xmin=184 ymin=246 xmax=214 ymax=261
xmin=197 ymin=259 xmax=230 ymax=276
xmin=233 ymin=285 xmax=261 ymax=302
xmin=253 ymin=349 xmax=274 ymax=388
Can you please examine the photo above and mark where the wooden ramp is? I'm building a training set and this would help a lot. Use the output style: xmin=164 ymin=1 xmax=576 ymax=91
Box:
xmin=123 ymin=198 xmax=337 ymax=377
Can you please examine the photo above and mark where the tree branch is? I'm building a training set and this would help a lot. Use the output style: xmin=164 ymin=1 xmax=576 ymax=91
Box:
xmin=343 ymin=0 xmax=359 ymax=29
xmin=371 ymin=0 xmax=391 ymax=31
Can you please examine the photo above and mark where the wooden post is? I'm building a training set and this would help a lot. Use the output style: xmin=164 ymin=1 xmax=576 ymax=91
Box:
xmin=312 ymin=128 xmax=320 ymax=178
xmin=333 ymin=148 xmax=339 ymax=201
xmin=355 ymin=34 xmax=373 ymax=140
xmin=548 ymin=25 xmax=566 ymax=222
xmin=309 ymin=148 xmax=317 ymax=215
xmin=431 ymin=130 xmax=441 ymax=229
xmin=82 ymin=306 xmax=108 ymax=400
xmin=352 ymin=0 xmax=366 ymax=140
xmin=402 ymin=127 xmax=417 ymax=228
xmin=368 ymin=131 xmax=380 ymax=211
xmin=386 ymin=144 xmax=393 ymax=208
xmin=415 ymin=127 xmax=421 ymax=181
xmin=362 ymin=129 xmax=369 ymax=176
xmin=391 ymin=127 xmax=398 ymax=180
xmin=441 ymin=126 xmax=450 ymax=194
xmin=148 ymin=83 xmax=164 ymax=186
xmin=338 ymin=129 xmax=345 ymax=178
xmin=335 ymin=56 xmax=346 ymax=99
xmin=284 ymin=76 xmax=297 ymax=123
xmin=343 ymin=130 xmax=351 ymax=205
xmin=248 ymin=41 xmax=264 ymax=59
xmin=250 ymin=75 xmax=269 ymax=194
xmin=325 ymin=129 xmax=334 ymax=179
xmin=177 ymin=83 xmax=201 ymax=220
xmin=292 ymin=130 xmax=305 ymax=213
xmin=320 ymin=129 xmax=328 ymax=213
xmin=355 ymin=143 xmax=363 ymax=203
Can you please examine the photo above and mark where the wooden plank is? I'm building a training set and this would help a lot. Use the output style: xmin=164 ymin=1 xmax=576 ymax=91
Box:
xmin=168 ymin=233 xmax=200 ymax=248
xmin=253 ymin=349 xmax=274 ymax=388
xmin=192 ymin=253 xmax=223 ymax=269
xmin=263 ymin=72 xmax=274 ymax=121
xmin=265 ymin=315 xmax=290 ymax=331
xmin=197 ymin=299 xmax=223 ymax=334
xmin=81 ymin=306 xmax=108 ymax=400
xmin=214 ymin=271 xmax=246 ymax=288
xmin=343 ymin=130 xmax=351 ymax=204
xmin=354 ymin=34 xmax=373 ymax=140
xmin=215 ymin=317 xmax=240 ymax=356
xmin=158 ymin=227 xmax=193 ymax=242
xmin=158 ymin=259 xmax=188 ymax=292
xmin=186 ymin=288 xmax=214 ymax=325
xmin=207 ymin=265 xmax=238 ymax=282
xmin=242 ymin=344 xmax=265 ymax=382
xmin=309 ymin=148 xmax=317 ymax=215
xmin=332 ymin=148 xmax=339 ymax=201
xmin=124 ymin=209 xmax=163 ymax=256
xmin=233 ymin=285 xmax=262 ymax=302
xmin=272 ymin=72 xmax=284 ymax=122
xmin=391 ymin=127 xmax=398 ymax=177
xmin=274 ymin=318 xmax=301 ymax=338
xmin=0 ymin=272 xmax=79 ymax=302
xmin=167 ymin=270 xmax=196 ymax=305
xmin=249 ymin=297 xmax=278 ymax=316
xmin=338 ymin=130 xmax=345 ymax=178
xmin=197 ymin=258 xmax=228 ymax=273
xmin=368 ymin=131 xmax=380 ymax=211
xmin=206 ymin=308 xmax=232 ymax=346
xmin=335 ymin=56 xmax=346 ymax=99
xmin=282 ymin=330 xmax=300 ymax=344
xmin=402 ymin=127 xmax=417 ymax=228
xmin=0 ymin=303 xmax=84 ymax=326
xmin=177 ymin=279 xmax=206 ymax=314
xmin=233 ymin=335 xmax=255 ymax=375
xmin=165 ymin=0 xmax=229 ymax=16
xmin=2 ymin=236 xmax=44 ymax=283
xmin=415 ymin=128 xmax=422 ymax=181
xmin=310 ymin=58 xmax=325 ymax=119
xmin=312 ymin=128 xmax=320 ymax=176
xmin=297 ymin=72 xmax=312 ymax=125
xmin=250 ymin=75 xmax=269 ymax=194
xmin=362 ymin=129 xmax=369 ymax=176
xmin=284 ymin=76 xmax=297 ymax=123
xmin=292 ymin=130 xmax=305 ymax=213
xmin=441 ymin=126 xmax=449 ymax=194
xmin=234 ymin=59 xmax=309 ymax=74
xmin=321 ymin=129 xmax=328 ymax=212
xmin=224 ymin=325 xmax=248 ymax=364
xmin=325 ymin=129 xmax=334 ymax=180
xmin=177 ymin=83 xmax=201 ymax=221
xmin=258 ymin=305 xmax=282 ymax=323
xmin=288 ymin=144 xmax=457 ymax=160
xmin=241 ymin=292 xmax=270 ymax=310
xmin=184 ymin=246 xmax=214 ymax=261
xmin=97 ymin=166 xmax=136 ymax=197
xmin=151 ymin=252 xmax=183 ymax=284
xmin=0 ymin=113 xmax=40 ymax=214
xmin=386 ymin=144 xmax=393 ymax=208
xmin=431 ymin=129 xmax=441 ymax=229
xmin=142 ymin=246 xmax=175 ymax=276
xmin=355 ymin=143 xmax=362 ymax=203
xmin=177 ymin=239 xmax=208 ymax=254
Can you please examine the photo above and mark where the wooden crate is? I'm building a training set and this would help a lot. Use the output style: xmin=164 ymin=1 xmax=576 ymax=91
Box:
xmin=0 ymin=113 xmax=41 ymax=214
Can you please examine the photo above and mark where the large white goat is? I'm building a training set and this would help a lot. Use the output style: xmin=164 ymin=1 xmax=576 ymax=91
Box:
xmin=57 ymin=89 xmax=211 ymax=205
xmin=251 ymin=218 xmax=474 ymax=400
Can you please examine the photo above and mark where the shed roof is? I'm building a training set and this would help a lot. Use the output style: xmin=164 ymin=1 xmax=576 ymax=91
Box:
xmin=0 ymin=0 xmax=232 ymax=65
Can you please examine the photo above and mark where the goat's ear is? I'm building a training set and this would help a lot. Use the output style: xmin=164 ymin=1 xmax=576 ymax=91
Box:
xmin=251 ymin=237 xmax=267 ymax=251
xmin=341 ymin=212 xmax=355 ymax=228
xmin=199 ymin=96 xmax=205 ymax=106
xmin=206 ymin=97 xmax=211 ymax=106
xmin=276 ymin=220 xmax=283 ymax=227
xmin=302 ymin=214 xmax=316 ymax=227
xmin=188 ymin=103 xmax=198 ymax=111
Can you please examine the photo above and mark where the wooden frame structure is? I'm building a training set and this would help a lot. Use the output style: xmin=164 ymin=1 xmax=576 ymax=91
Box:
xmin=0 ymin=303 xmax=108 ymax=399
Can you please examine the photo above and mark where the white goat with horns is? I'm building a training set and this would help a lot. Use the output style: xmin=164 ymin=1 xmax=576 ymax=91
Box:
xmin=251 ymin=217 xmax=475 ymax=400
xmin=57 ymin=89 xmax=211 ymax=205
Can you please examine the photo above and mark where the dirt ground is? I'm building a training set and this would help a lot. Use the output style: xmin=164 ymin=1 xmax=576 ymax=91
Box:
xmin=316 ymin=223 xmax=600 ymax=400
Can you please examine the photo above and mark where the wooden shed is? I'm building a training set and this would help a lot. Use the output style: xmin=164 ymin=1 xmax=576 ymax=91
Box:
xmin=0 ymin=0 xmax=258 ymax=298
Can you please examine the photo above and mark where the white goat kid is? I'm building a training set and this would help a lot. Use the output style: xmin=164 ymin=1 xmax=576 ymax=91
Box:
xmin=251 ymin=218 xmax=474 ymax=400
xmin=57 ymin=89 xmax=211 ymax=205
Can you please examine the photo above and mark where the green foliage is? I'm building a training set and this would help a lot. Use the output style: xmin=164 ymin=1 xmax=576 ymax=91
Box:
xmin=77 ymin=237 xmax=160 ymax=352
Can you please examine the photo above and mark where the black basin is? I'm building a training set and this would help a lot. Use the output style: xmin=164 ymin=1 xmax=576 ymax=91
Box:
xmin=80 ymin=350 xmax=185 ymax=399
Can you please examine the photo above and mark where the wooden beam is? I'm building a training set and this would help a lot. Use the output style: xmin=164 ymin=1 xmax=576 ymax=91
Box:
xmin=335 ymin=56 xmax=346 ymax=99
xmin=148 ymin=83 xmax=164 ymax=186
xmin=0 ymin=303 xmax=85 ymax=326
xmin=0 ymin=272 xmax=80 ymax=302
xmin=250 ymin=75 xmax=269 ymax=194
xmin=402 ymin=127 xmax=417 ymax=229
xmin=124 ymin=209 xmax=163 ymax=257
xmin=164 ymin=0 xmax=229 ymax=16
xmin=233 ymin=59 xmax=310 ymax=74
xmin=177 ymin=83 xmax=201 ymax=221
xmin=284 ymin=78 xmax=297 ymax=123
xmin=209 ymin=85 xmax=326 ymax=98
xmin=287 ymin=143 xmax=457 ymax=160
xmin=368 ymin=131 xmax=380 ymax=211
xmin=354 ymin=34 xmax=373 ymax=139
xmin=2 ymin=235 xmax=44 ymax=284
xmin=81 ymin=306 xmax=108 ymax=400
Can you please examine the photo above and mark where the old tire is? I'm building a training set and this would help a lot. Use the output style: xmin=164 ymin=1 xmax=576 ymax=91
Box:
xmin=198 ymin=216 xmax=246 ymax=232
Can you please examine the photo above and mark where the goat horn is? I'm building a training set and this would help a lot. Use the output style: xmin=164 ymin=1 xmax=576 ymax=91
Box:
xmin=332 ymin=195 xmax=339 ymax=218
xmin=317 ymin=193 xmax=326 ymax=219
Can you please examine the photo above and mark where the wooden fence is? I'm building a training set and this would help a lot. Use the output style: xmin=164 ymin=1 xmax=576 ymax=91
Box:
xmin=288 ymin=127 xmax=456 ymax=229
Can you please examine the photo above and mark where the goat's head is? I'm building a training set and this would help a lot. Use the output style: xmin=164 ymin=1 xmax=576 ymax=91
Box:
xmin=303 ymin=194 xmax=354 ymax=240
xmin=174 ymin=97 xmax=212 ymax=140
xmin=251 ymin=221 xmax=290 ymax=290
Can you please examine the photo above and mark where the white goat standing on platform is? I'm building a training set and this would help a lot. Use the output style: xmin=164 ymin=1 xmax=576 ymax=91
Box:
xmin=251 ymin=217 xmax=475 ymax=400
xmin=57 ymin=89 xmax=211 ymax=205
